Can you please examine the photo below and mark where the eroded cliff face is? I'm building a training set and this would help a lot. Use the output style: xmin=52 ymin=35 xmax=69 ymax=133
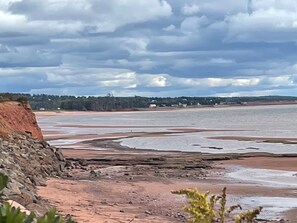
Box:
xmin=0 ymin=101 xmax=65 ymax=214
xmin=0 ymin=101 xmax=43 ymax=141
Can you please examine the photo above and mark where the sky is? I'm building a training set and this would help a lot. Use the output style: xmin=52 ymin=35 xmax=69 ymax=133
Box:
xmin=1 ymin=0 xmax=297 ymax=97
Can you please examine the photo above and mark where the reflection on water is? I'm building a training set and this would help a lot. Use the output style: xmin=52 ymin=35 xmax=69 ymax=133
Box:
xmin=226 ymin=165 xmax=297 ymax=220
xmin=38 ymin=105 xmax=297 ymax=154
xmin=36 ymin=105 xmax=297 ymax=220
xmin=235 ymin=196 xmax=297 ymax=220
xmin=227 ymin=166 xmax=297 ymax=188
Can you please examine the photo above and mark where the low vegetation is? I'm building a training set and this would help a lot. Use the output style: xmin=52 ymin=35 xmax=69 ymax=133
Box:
xmin=173 ymin=187 xmax=262 ymax=223
xmin=0 ymin=173 xmax=75 ymax=223
xmin=0 ymin=93 xmax=28 ymax=103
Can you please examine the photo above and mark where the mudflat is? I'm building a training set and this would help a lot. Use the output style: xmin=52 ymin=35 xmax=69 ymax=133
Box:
xmin=222 ymin=157 xmax=297 ymax=171
xmin=38 ymin=144 xmax=297 ymax=223
xmin=36 ymin=109 xmax=297 ymax=222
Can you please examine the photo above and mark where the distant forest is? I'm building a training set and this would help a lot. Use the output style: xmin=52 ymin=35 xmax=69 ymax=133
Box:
xmin=1 ymin=93 xmax=297 ymax=111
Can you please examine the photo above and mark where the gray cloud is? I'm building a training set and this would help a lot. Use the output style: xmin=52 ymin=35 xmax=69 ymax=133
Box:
xmin=0 ymin=0 xmax=297 ymax=96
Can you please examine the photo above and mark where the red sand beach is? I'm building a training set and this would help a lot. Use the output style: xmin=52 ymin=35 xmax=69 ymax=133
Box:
xmin=36 ymin=111 xmax=297 ymax=222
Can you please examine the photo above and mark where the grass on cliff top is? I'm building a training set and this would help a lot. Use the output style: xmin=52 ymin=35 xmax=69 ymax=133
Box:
xmin=0 ymin=93 xmax=28 ymax=103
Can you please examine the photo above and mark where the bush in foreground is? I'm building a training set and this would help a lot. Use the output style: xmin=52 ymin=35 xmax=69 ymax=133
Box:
xmin=173 ymin=187 xmax=262 ymax=223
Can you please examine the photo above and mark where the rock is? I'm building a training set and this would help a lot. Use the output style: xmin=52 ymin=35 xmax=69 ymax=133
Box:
xmin=32 ymin=177 xmax=47 ymax=187
xmin=41 ymin=141 xmax=49 ymax=148
xmin=21 ymin=191 xmax=35 ymax=205
xmin=55 ymin=150 xmax=64 ymax=161
xmin=0 ymin=100 xmax=219 ymax=221
xmin=7 ymin=200 xmax=31 ymax=215
xmin=90 ymin=169 xmax=101 ymax=177
xmin=101 ymin=200 xmax=108 ymax=205
xmin=78 ymin=159 xmax=87 ymax=166
xmin=9 ymin=181 xmax=22 ymax=195
xmin=0 ymin=132 xmax=65 ymax=214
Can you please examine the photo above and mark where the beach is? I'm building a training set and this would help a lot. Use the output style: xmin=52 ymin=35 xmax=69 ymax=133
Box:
xmin=38 ymin=146 xmax=297 ymax=222
xmin=36 ymin=106 xmax=297 ymax=222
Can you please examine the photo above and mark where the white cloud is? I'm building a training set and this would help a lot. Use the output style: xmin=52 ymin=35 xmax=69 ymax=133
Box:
xmin=180 ymin=16 xmax=208 ymax=33
xmin=2 ymin=0 xmax=297 ymax=96
xmin=181 ymin=4 xmax=200 ymax=15
xmin=142 ymin=75 xmax=168 ymax=87
xmin=0 ymin=10 xmax=26 ymax=31
xmin=0 ymin=0 xmax=21 ymax=10
xmin=7 ymin=0 xmax=172 ymax=33
xmin=210 ymin=58 xmax=234 ymax=64
xmin=163 ymin=24 xmax=176 ymax=31
xmin=122 ymin=38 xmax=149 ymax=55
xmin=252 ymin=0 xmax=297 ymax=12
xmin=206 ymin=77 xmax=260 ymax=87
xmin=232 ymin=78 xmax=260 ymax=87
xmin=267 ymin=76 xmax=294 ymax=86
xmin=226 ymin=5 xmax=297 ymax=42
xmin=216 ymin=89 xmax=276 ymax=97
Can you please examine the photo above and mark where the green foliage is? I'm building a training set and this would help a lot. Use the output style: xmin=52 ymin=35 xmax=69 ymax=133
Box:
xmin=16 ymin=96 xmax=28 ymax=103
xmin=0 ymin=174 xmax=8 ymax=192
xmin=235 ymin=207 xmax=263 ymax=223
xmin=0 ymin=173 xmax=76 ymax=223
xmin=4 ymin=93 xmax=297 ymax=111
xmin=0 ymin=173 xmax=8 ymax=201
xmin=0 ymin=202 xmax=35 ymax=223
xmin=173 ymin=187 xmax=262 ymax=223
xmin=36 ymin=208 xmax=75 ymax=223
xmin=0 ymin=93 xmax=14 ymax=102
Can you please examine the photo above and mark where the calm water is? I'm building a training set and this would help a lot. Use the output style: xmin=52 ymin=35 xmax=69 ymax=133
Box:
xmin=37 ymin=104 xmax=297 ymax=154
xmin=37 ymin=105 xmax=297 ymax=219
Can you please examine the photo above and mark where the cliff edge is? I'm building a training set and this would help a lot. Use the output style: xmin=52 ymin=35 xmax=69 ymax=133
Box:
xmin=0 ymin=101 xmax=43 ymax=141
xmin=0 ymin=101 xmax=65 ymax=214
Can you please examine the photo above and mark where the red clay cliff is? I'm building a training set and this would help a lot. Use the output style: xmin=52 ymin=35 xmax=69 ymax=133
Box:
xmin=0 ymin=101 xmax=43 ymax=141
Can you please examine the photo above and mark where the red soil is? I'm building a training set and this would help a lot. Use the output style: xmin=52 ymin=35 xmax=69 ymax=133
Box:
xmin=0 ymin=101 xmax=43 ymax=140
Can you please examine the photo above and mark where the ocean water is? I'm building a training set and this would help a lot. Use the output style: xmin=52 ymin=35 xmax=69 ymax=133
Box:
xmin=225 ymin=165 xmax=297 ymax=220
xmin=37 ymin=104 xmax=297 ymax=154
xmin=36 ymin=105 xmax=297 ymax=219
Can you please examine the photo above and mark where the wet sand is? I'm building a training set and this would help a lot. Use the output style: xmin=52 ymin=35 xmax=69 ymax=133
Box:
xmin=39 ymin=177 xmax=296 ymax=223
xmin=37 ymin=144 xmax=297 ymax=223
xmin=36 ymin=111 xmax=297 ymax=222
xmin=43 ymin=128 xmax=238 ymax=147
xmin=209 ymin=136 xmax=297 ymax=144
xmin=222 ymin=157 xmax=297 ymax=171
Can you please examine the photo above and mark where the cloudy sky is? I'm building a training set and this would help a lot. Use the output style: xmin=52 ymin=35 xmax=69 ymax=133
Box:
xmin=1 ymin=0 xmax=297 ymax=97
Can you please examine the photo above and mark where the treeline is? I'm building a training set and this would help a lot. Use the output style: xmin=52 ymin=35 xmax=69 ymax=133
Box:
xmin=0 ymin=93 xmax=28 ymax=103
xmin=1 ymin=93 xmax=297 ymax=111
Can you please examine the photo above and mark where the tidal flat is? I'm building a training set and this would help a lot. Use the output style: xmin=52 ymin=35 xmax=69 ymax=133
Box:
xmin=36 ymin=105 xmax=297 ymax=222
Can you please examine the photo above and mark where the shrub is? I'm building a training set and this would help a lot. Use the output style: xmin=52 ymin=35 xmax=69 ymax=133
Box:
xmin=16 ymin=96 xmax=28 ymax=103
xmin=172 ymin=187 xmax=262 ymax=223
xmin=0 ymin=173 xmax=75 ymax=223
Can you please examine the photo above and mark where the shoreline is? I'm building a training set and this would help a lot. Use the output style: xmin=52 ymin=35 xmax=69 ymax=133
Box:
xmin=44 ymin=128 xmax=297 ymax=154
xmin=35 ymin=102 xmax=297 ymax=116
xmin=35 ymin=108 xmax=297 ymax=222
xmin=37 ymin=137 xmax=297 ymax=222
